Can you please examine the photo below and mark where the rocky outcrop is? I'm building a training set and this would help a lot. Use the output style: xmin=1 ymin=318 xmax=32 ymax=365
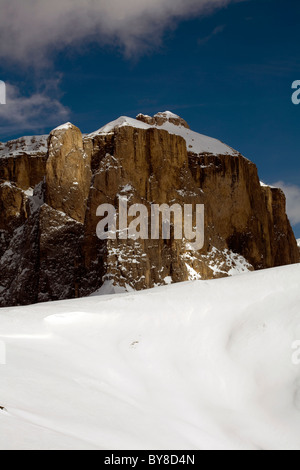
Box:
xmin=0 ymin=135 xmax=48 ymax=190
xmin=0 ymin=112 xmax=298 ymax=307
xmin=136 ymin=111 xmax=190 ymax=129
xmin=46 ymin=123 xmax=92 ymax=224
xmin=188 ymin=153 xmax=298 ymax=270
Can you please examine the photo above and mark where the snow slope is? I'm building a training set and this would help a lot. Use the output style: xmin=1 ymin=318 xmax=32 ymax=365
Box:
xmin=0 ymin=264 xmax=300 ymax=450
xmin=90 ymin=114 xmax=240 ymax=157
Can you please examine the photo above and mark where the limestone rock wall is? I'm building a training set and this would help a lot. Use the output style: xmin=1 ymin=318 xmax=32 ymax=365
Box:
xmin=0 ymin=114 xmax=298 ymax=307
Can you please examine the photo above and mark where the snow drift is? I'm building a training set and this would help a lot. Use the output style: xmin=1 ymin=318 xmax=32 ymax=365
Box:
xmin=0 ymin=264 xmax=300 ymax=450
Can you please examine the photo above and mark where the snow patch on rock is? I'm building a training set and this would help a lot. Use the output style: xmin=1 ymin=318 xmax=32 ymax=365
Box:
xmin=0 ymin=135 xmax=48 ymax=158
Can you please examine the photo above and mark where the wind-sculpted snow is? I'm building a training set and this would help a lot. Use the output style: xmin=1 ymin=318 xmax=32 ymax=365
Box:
xmin=0 ymin=264 xmax=300 ymax=450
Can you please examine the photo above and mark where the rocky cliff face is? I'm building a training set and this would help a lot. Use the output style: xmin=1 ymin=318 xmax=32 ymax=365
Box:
xmin=0 ymin=112 xmax=298 ymax=306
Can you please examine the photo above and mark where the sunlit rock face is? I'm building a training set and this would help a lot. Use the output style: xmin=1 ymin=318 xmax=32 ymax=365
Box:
xmin=0 ymin=113 xmax=298 ymax=307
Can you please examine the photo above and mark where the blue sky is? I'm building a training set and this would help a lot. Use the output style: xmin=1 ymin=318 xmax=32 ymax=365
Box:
xmin=0 ymin=0 xmax=299 ymax=236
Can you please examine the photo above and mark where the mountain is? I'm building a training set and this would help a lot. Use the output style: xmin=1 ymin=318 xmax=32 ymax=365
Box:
xmin=0 ymin=111 xmax=298 ymax=307
xmin=0 ymin=264 xmax=299 ymax=450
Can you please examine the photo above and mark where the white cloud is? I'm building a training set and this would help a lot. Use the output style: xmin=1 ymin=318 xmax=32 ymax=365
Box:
xmin=0 ymin=83 xmax=70 ymax=138
xmin=273 ymin=181 xmax=300 ymax=226
xmin=0 ymin=0 xmax=239 ymax=65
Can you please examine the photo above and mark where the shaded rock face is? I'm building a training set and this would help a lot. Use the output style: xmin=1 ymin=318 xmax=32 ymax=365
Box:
xmin=0 ymin=114 xmax=298 ymax=307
